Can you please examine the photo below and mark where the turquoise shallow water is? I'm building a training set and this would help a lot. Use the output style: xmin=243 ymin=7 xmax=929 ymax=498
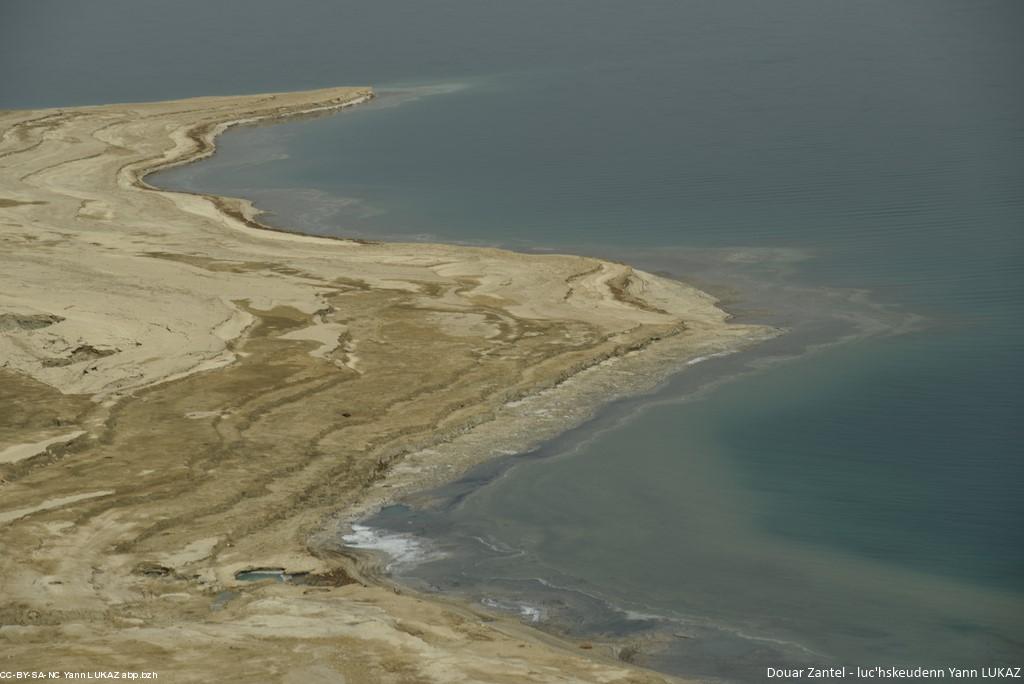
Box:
xmin=7 ymin=1 xmax=1022 ymax=680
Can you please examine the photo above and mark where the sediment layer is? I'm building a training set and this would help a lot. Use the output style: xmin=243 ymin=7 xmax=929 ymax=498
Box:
xmin=0 ymin=87 xmax=770 ymax=682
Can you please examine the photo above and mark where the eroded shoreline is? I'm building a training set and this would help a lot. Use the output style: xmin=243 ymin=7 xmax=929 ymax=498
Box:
xmin=0 ymin=86 xmax=772 ymax=682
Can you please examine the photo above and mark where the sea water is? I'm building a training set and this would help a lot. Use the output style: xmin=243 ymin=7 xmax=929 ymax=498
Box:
xmin=8 ymin=1 xmax=1021 ymax=680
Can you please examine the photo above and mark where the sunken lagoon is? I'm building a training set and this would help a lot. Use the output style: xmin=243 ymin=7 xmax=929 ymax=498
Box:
xmin=149 ymin=2 xmax=1023 ymax=680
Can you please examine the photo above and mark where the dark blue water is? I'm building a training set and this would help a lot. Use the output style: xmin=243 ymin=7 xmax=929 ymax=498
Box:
xmin=7 ymin=1 xmax=1022 ymax=680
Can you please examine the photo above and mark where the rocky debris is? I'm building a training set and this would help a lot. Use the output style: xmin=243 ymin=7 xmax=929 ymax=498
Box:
xmin=133 ymin=562 xmax=174 ymax=578
xmin=0 ymin=313 xmax=64 ymax=332
xmin=41 ymin=344 xmax=118 ymax=367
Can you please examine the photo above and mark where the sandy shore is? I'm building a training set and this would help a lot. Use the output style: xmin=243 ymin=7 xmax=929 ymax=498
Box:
xmin=0 ymin=86 xmax=773 ymax=682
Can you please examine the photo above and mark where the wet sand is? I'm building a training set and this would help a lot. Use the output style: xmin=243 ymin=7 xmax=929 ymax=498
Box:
xmin=0 ymin=86 xmax=772 ymax=682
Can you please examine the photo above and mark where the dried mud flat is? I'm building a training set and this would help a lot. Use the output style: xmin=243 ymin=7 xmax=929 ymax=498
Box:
xmin=0 ymin=87 xmax=772 ymax=682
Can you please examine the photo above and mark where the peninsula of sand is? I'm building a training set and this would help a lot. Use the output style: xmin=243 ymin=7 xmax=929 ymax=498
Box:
xmin=0 ymin=87 xmax=772 ymax=682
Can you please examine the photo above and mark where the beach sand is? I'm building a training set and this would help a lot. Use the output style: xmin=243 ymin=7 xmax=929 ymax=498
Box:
xmin=0 ymin=86 xmax=772 ymax=682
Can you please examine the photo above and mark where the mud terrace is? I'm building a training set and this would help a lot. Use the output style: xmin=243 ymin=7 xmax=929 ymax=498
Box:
xmin=0 ymin=87 xmax=772 ymax=682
